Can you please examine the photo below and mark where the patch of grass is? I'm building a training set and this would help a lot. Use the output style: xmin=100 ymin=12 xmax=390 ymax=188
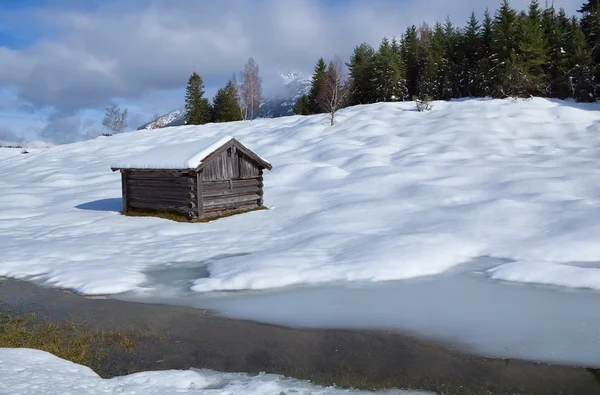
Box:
xmin=123 ymin=206 xmax=268 ymax=223
xmin=0 ymin=310 xmax=136 ymax=372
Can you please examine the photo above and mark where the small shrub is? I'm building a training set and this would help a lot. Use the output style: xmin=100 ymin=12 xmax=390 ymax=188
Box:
xmin=413 ymin=95 xmax=433 ymax=112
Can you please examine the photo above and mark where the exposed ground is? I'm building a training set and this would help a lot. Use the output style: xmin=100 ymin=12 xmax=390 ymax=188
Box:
xmin=1 ymin=278 xmax=598 ymax=395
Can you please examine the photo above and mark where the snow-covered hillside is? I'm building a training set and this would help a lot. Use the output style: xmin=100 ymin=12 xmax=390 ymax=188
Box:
xmin=2 ymin=98 xmax=600 ymax=295
xmin=0 ymin=349 xmax=427 ymax=395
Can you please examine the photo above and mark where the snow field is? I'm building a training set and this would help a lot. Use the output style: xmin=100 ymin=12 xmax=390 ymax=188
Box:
xmin=2 ymin=99 xmax=600 ymax=294
xmin=0 ymin=348 xmax=429 ymax=395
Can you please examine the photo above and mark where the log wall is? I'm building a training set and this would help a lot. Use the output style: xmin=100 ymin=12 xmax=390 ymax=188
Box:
xmin=123 ymin=170 xmax=197 ymax=215
xmin=201 ymin=175 xmax=263 ymax=214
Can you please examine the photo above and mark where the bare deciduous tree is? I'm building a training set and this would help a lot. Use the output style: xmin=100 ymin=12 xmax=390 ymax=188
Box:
xmin=240 ymin=57 xmax=262 ymax=120
xmin=102 ymin=104 xmax=128 ymax=134
xmin=318 ymin=56 xmax=350 ymax=126
xmin=231 ymin=72 xmax=244 ymax=120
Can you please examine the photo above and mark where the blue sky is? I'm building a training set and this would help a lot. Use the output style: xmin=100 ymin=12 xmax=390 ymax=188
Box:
xmin=0 ymin=0 xmax=582 ymax=145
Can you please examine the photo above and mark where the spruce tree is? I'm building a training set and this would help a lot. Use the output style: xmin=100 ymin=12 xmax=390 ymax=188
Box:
xmin=373 ymin=37 xmax=407 ymax=101
xmin=461 ymin=12 xmax=483 ymax=97
xmin=293 ymin=95 xmax=311 ymax=115
xmin=579 ymin=0 xmax=600 ymax=42
xmin=578 ymin=2 xmax=600 ymax=84
xmin=420 ymin=22 xmax=445 ymax=99
xmin=566 ymin=17 xmax=596 ymax=101
xmin=477 ymin=9 xmax=495 ymax=96
xmin=543 ymin=5 xmax=570 ymax=98
xmin=212 ymin=80 xmax=244 ymax=123
xmin=308 ymin=58 xmax=327 ymax=114
xmin=443 ymin=17 xmax=462 ymax=98
xmin=518 ymin=0 xmax=548 ymax=96
xmin=491 ymin=0 xmax=521 ymax=97
xmin=401 ymin=25 xmax=420 ymax=97
xmin=184 ymin=72 xmax=211 ymax=125
xmin=347 ymin=43 xmax=377 ymax=105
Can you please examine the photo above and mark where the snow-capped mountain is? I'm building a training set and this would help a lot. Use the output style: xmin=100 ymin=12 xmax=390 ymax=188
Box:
xmin=137 ymin=72 xmax=312 ymax=129
xmin=260 ymin=71 xmax=311 ymax=118
xmin=137 ymin=109 xmax=186 ymax=130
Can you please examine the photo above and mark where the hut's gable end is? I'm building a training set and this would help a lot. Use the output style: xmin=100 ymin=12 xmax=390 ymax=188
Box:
xmin=200 ymin=141 xmax=264 ymax=181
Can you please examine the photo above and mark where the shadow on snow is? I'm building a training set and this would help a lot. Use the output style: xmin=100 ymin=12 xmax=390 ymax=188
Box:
xmin=75 ymin=198 xmax=122 ymax=212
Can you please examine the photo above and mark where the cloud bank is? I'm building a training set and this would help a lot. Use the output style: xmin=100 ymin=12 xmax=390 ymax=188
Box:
xmin=0 ymin=0 xmax=582 ymax=143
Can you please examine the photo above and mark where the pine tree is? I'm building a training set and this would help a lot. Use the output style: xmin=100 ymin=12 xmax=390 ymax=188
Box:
xmin=543 ymin=5 xmax=570 ymax=98
xmin=579 ymin=2 xmax=600 ymax=84
xmin=212 ymin=80 xmax=244 ymax=123
xmin=579 ymin=0 xmax=600 ymax=41
xmin=347 ymin=43 xmax=377 ymax=105
xmin=416 ymin=23 xmax=433 ymax=97
xmin=184 ymin=72 xmax=211 ymax=125
xmin=518 ymin=0 xmax=548 ymax=96
xmin=443 ymin=17 xmax=462 ymax=98
xmin=373 ymin=37 xmax=407 ymax=101
xmin=293 ymin=95 xmax=311 ymax=115
xmin=420 ymin=22 xmax=445 ymax=99
xmin=401 ymin=25 xmax=420 ymax=97
xmin=308 ymin=58 xmax=327 ymax=114
xmin=461 ymin=11 xmax=483 ymax=97
xmin=491 ymin=0 xmax=522 ymax=97
xmin=477 ymin=8 xmax=495 ymax=96
xmin=566 ymin=17 xmax=596 ymax=101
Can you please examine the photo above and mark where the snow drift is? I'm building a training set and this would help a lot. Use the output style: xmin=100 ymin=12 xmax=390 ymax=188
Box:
xmin=2 ymin=98 xmax=600 ymax=295
xmin=0 ymin=348 xmax=428 ymax=395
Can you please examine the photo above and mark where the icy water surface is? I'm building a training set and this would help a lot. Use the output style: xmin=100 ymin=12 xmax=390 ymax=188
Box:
xmin=116 ymin=257 xmax=600 ymax=368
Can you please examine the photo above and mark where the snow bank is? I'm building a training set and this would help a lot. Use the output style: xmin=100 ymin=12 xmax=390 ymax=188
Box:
xmin=488 ymin=261 xmax=600 ymax=291
xmin=2 ymin=98 xmax=600 ymax=294
xmin=0 ymin=348 xmax=428 ymax=395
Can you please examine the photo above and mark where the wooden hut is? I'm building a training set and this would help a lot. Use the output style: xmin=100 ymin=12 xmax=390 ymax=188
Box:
xmin=110 ymin=136 xmax=272 ymax=220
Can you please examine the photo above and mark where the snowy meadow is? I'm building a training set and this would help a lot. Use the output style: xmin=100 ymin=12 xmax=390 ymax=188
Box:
xmin=2 ymin=98 xmax=600 ymax=294
xmin=3 ymin=98 xmax=600 ymax=368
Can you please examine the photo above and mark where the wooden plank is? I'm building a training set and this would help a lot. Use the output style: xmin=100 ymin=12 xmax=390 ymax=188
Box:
xmin=128 ymin=190 xmax=196 ymax=200
xmin=126 ymin=181 xmax=196 ymax=189
xmin=203 ymin=194 xmax=261 ymax=208
xmin=127 ymin=174 xmax=195 ymax=182
xmin=202 ymin=178 xmax=261 ymax=190
xmin=128 ymin=201 xmax=194 ymax=213
xmin=202 ymin=185 xmax=261 ymax=198
xmin=204 ymin=202 xmax=259 ymax=214
xmin=128 ymin=198 xmax=191 ymax=207
xmin=127 ymin=170 xmax=192 ymax=176
xmin=196 ymin=172 xmax=203 ymax=218
xmin=121 ymin=171 xmax=128 ymax=212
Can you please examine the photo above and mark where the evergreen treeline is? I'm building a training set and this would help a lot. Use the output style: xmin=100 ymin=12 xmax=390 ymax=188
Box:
xmin=295 ymin=0 xmax=600 ymax=115
xmin=184 ymin=72 xmax=243 ymax=125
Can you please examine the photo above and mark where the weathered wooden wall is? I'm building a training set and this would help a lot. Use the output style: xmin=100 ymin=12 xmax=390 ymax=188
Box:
xmin=201 ymin=173 xmax=263 ymax=215
xmin=200 ymin=147 xmax=264 ymax=214
xmin=123 ymin=170 xmax=197 ymax=215
xmin=121 ymin=145 xmax=266 ymax=219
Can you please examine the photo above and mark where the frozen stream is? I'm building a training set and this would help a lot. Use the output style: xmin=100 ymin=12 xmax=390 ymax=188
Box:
xmin=115 ymin=257 xmax=600 ymax=368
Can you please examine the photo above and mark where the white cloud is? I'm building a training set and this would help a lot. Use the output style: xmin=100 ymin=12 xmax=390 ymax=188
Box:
xmin=0 ymin=0 xmax=583 ymax=142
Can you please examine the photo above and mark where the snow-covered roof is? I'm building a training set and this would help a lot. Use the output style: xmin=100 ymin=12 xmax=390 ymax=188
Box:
xmin=110 ymin=135 xmax=241 ymax=170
